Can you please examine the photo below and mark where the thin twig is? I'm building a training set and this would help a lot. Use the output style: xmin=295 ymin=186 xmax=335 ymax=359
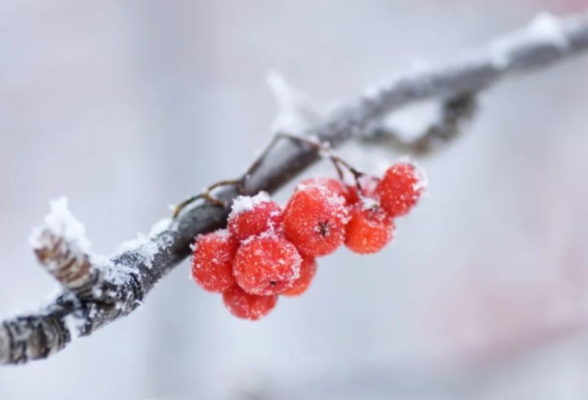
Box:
xmin=2 ymin=11 xmax=588 ymax=365
xmin=363 ymin=92 xmax=478 ymax=156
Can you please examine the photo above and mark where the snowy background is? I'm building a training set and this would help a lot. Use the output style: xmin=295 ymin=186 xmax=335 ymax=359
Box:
xmin=1 ymin=0 xmax=588 ymax=399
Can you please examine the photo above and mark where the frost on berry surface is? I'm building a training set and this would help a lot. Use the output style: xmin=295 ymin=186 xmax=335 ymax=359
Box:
xmin=230 ymin=192 xmax=271 ymax=214
xmin=191 ymin=230 xmax=238 ymax=292
xmin=376 ymin=162 xmax=425 ymax=218
xmin=283 ymin=185 xmax=349 ymax=257
xmin=281 ymin=257 xmax=317 ymax=297
xmin=222 ymin=285 xmax=278 ymax=321
xmin=298 ymin=177 xmax=350 ymax=204
xmin=412 ymin=162 xmax=429 ymax=194
xmin=228 ymin=193 xmax=282 ymax=241
xmin=345 ymin=205 xmax=395 ymax=254
xmin=233 ymin=234 xmax=302 ymax=296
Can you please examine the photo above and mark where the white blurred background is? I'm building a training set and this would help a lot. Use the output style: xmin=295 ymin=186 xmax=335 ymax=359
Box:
xmin=1 ymin=0 xmax=588 ymax=399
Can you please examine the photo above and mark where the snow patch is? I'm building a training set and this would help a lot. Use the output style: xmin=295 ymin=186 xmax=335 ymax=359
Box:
xmin=63 ymin=312 xmax=85 ymax=340
xmin=528 ymin=13 xmax=568 ymax=49
xmin=490 ymin=12 xmax=568 ymax=68
xmin=213 ymin=229 xmax=232 ymax=239
xmin=149 ymin=218 xmax=172 ymax=237
xmin=103 ymin=264 xmax=138 ymax=286
xmin=30 ymin=197 xmax=91 ymax=253
xmin=231 ymin=192 xmax=271 ymax=215
xmin=115 ymin=234 xmax=159 ymax=269
xmin=113 ymin=218 xmax=174 ymax=269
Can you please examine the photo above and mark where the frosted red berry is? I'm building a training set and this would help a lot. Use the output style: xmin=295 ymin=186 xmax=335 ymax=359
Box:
xmin=345 ymin=204 xmax=395 ymax=254
xmin=233 ymin=235 xmax=302 ymax=295
xmin=281 ymin=257 xmax=317 ymax=297
xmin=222 ymin=285 xmax=278 ymax=320
xmin=283 ymin=185 xmax=348 ymax=257
xmin=191 ymin=230 xmax=238 ymax=292
xmin=376 ymin=162 xmax=425 ymax=218
xmin=298 ymin=177 xmax=351 ymax=204
xmin=228 ymin=193 xmax=282 ymax=241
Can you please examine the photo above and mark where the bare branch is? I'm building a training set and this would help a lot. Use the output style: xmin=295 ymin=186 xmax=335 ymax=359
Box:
xmin=2 ymin=11 xmax=588 ymax=365
xmin=362 ymin=92 xmax=478 ymax=156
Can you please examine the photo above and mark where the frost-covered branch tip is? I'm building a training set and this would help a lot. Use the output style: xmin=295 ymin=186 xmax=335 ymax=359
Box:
xmin=2 ymin=10 xmax=588 ymax=366
xmin=1 ymin=199 xmax=176 ymax=365
xmin=29 ymin=197 xmax=99 ymax=296
xmin=357 ymin=11 xmax=588 ymax=149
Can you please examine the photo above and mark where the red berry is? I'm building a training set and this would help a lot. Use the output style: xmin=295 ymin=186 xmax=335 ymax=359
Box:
xmin=283 ymin=185 xmax=349 ymax=257
xmin=191 ymin=230 xmax=238 ymax=292
xmin=345 ymin=204 xmax=395 ymax=254
xmin=346 ymin=175 xmax=381 ymax=205
xmin=233 ymin=235 xmax=302 ymax=295
xmin=281 ymin=257 xmax=317 ymax=297
xmin=298 ymin=177 xmax=350 ymax=204
xmin=222 ymin=285 xmax=278 ymax=320
xmin=376 ymin=162 xmax=426 ymax=218
xmin=228 ymin=193 xmax=282 ymax=241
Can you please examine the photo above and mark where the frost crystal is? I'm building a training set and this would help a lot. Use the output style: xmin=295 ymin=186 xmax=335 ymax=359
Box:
xmin=63 ymin=312 xmax=85 ymax=340
xmin=103 ymin=264 xmax=138 ymax=286
xmin=231 ymin=192 xmax=270 ymax=215
xmin=115 ymin=234 xmax=158 ymax=269
xmin=412 ymin=162 xmax=429 ymax=195
xmin=113 ymin=218 xmax=173 ymax=269
xmin=30 ymin=197 xmax=91 ymax=253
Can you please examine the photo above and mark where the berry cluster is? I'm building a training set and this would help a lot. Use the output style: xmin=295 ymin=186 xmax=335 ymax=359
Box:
xmin=191 ymin=161 xmax=426 ymax=320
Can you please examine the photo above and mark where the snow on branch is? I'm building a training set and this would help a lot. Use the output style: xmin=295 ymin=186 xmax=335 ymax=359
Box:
xmin=1 ymin=11 xmax=588 ymax=365
xmin=30 ymin=197 xmax=98 ymax=296
xmin=363 ymin=92 xmax=478 ymax=155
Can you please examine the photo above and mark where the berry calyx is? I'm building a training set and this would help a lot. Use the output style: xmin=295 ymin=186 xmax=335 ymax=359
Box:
xmin=222 ymin=285 xmax=278 ymax=320
xmin=233 ymin=235 xmax=302 ymax=295
xmin=345 ymin=204 xmax=395 ymax=254
xmin=228 ymin=192 xmax=282 ymax=241
xmin=376 ymin=162 xmax=426 ymax=218
xmin=298 ymin=177 xmax=350 ymax=204
xmin=281 ymin=257 xmax=317 ymax=297
xmin=191 ymin=230 xmax=238 ymax=292
xmin=283 ymin=185 xmax=348 ymax=257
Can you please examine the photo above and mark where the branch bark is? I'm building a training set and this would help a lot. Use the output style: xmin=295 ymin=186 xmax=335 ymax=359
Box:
xmin=2 ymin=11 xmax=588 ymax=365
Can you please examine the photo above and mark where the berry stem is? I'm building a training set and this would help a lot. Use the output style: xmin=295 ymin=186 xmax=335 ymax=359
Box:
xmin=173 ymin=179 xmax=245 ymax=218
xmin=250 ymin=132 xmax=367 ymax=192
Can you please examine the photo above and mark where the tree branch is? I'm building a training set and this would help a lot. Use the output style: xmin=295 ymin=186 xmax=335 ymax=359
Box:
xmin=362 ymin=92 xmax=478 ymax=156
xmin=2 ymin=11 xmax=588 ymax=365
